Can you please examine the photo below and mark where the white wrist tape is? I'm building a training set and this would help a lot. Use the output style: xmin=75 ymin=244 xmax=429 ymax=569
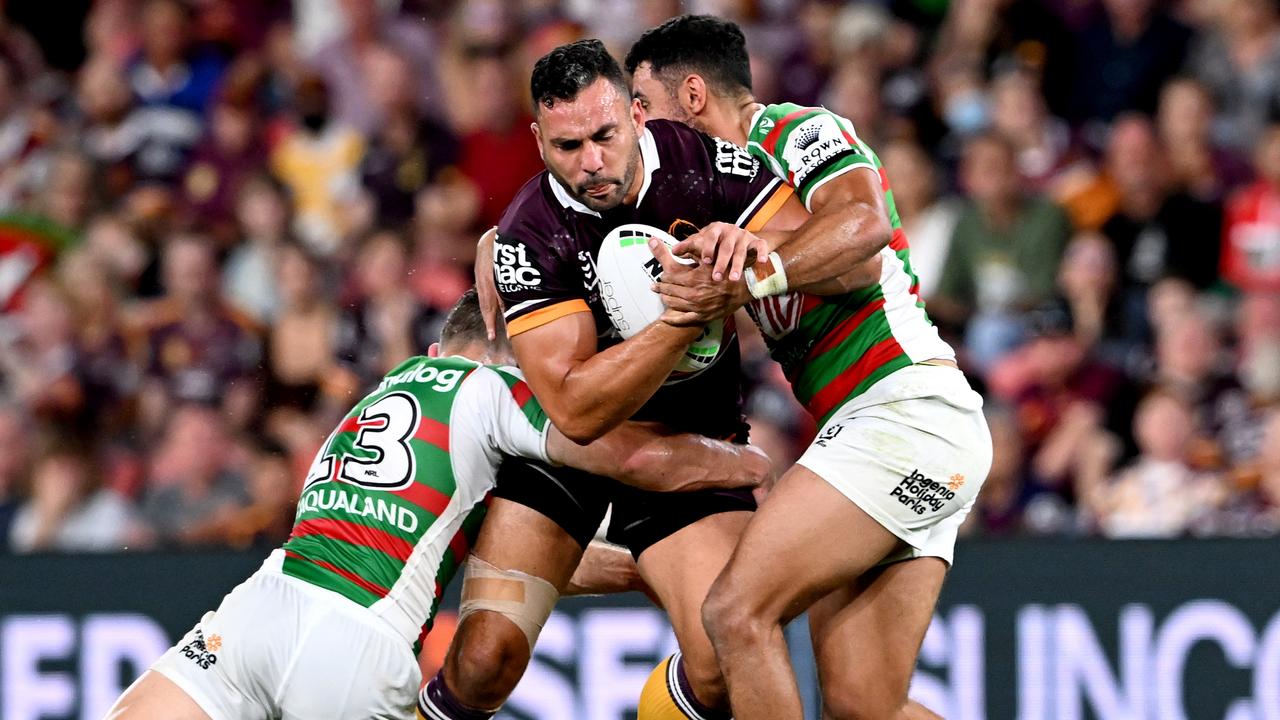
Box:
xmin=744 ymin=251 xmax=789 ymax=298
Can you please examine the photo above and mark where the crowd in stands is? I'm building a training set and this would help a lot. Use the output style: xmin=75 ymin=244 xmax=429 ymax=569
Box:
xmin=0 ymin=0 xmax=1277 ymax=553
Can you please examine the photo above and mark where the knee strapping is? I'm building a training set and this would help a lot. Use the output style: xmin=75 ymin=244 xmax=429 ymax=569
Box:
xmin=457 ymin=556 xmax=559 ymax=651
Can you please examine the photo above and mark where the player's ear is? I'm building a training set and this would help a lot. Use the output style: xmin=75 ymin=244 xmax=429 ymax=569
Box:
xmin=684 ymin=74 xmax=707 ymax=115
xmin=428 ymin=342 xmax=441 ymax=358
xmin=530 ymin=121 xmax=546 ymax=160
xmin=630 ymin=97 xmax=645 ymax=132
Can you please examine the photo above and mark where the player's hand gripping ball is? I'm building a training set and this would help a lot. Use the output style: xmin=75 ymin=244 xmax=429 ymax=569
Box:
xmin=595 ymin=223 xmax=730 ymax=382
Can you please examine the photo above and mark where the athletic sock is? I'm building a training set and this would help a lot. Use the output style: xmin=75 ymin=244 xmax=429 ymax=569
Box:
xmin=417 ymin=671 xmax=497 ymax=720
xmin=637 ymin=652 xmax=732 ymax=720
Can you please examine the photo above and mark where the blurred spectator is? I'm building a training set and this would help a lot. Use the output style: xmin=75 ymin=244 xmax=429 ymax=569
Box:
xmin=988 ymin=304 xmax=1129 ymax=503
xmin=1084 ymin=390 xmax=1224 ymax=537
xmin=0 ymin=405 xmax=29 ymax=552
xmin=30 ymin=150 xmax=95 ymax=233
xmin=0 ymin=56 xmax=40 ymax=208
xmin=264 ymin=242 xmax=338 ymax=415
xmin=1070 ymin=0 xmax=1192 ymax=124
xmin=126 ymin=0 xmax=228 ymax=183
xmin=359 ymin=49 xmax=459 ymax=228
xmin=9 ymin=446 xmax=147 ymax=553
xmin=308 ymin=0 xmax=445 ymax=135
xmin=881 ymin=138 xmax=960 ymax=300
xmin=824 ymin=64 xmax=889 ymax=150
xmin=137 ymin=234 xmax=261 ymax=432
xmin=1209 ymin=409 xmax=1280 ymax=535
xmin=332 ymin=230 xmax=446 ymax=398
xmin=1053 ymin=232 xmax=1145 ymax=370
xmin=1236 ymin=293 xmax=1280 ymax=404
xmin=452 ymin=47 xmax=545 ymax=228
xmin=1151 ymin=310 xmax=1259 ymax=470
xmin=1096 ymin=115 xmax=1223 ymax=332
xmin=270 ymin=74 xmax=364 ymax=255
xmin=1156 ymin=77 xmax=1251 ymax=200
xmin=223 ymin=176 xmax=290 ymax=324
xmin=56 ymin=249 xmax=138 ymax=438
xmin=82 ymin=212 xmax=149 ymax=295
xmin=409 ymin=179 xmax=480 ymax=310
xmin=935 ymin=132 xmax=1072 ymax=369
xmin=205 ymin=439 xmax=297 ymax=550
xmin=78 ymin=56 xmax=144 ymax=203
xmin=1187 ymin=0 xmax=1280 ymax=153
xmin=989 ymin=67 xmax=1082 ymax=193
xmin=1222 ymin=122 xmax=1280 ymax=294
xmin=0 ymin=279 xmax=85 ymax=425
xmin=932 ymin=0 xmax=1075 ymax=117
xmin=140 ymin=403 xmax=250 ymax=548
xmin=773 ymin=0 xmax=844 ymax=108
xmin=181 ymin=85 xmax=267 ymax=246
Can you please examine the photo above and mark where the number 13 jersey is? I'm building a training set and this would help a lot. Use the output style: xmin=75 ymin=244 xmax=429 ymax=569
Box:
xmin=280 ymin=355 xmax=550 ymax=650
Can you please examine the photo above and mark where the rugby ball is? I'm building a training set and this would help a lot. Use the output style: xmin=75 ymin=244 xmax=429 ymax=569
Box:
xmin=595 ymin=223 xmax=727 ymax=380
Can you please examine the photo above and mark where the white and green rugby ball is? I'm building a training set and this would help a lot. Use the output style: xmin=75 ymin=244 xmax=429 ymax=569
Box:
xmin=596 ymin=223 xmax=727 ymax=381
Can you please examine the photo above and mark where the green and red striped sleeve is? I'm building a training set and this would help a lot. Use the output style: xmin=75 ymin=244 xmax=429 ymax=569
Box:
xmin=746 ymin=103 xmax=878 ymax=211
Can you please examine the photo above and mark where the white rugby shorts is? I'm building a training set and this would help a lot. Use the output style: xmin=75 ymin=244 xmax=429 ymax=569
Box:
xmin=795 ymin=364 xmax=993 ymax=566
xmin=150 ymin=551 xmax=421 ymax=720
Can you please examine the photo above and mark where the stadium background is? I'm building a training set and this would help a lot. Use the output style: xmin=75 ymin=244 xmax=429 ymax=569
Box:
xmin=0 ymin=0 xmax=1277 ymax=717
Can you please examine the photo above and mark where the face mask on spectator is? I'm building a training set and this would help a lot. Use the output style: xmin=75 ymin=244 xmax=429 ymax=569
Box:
xmin=301 ymin=111 xmax=328 ymax=133
xmin=945 ymin=90 xmax=990 ymax=135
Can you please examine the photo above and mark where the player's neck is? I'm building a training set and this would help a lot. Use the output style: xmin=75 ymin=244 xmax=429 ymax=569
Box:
xmin=728 ymin=98 xmax=761 ymax=146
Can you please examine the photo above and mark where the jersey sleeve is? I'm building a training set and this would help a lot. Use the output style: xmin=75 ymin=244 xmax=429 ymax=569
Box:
xmin=746 ymin=103 xmax=879 ymax=212
xmin=696 ymin=129 xmax=795 ymax=233
xmin=494 ymin=184 xmax=592 ymax=338
xmin=458 ymin=366 xmax=552 ymax=463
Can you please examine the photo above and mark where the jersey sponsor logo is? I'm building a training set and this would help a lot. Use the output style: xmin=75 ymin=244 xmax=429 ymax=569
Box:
xmin=494 ymin=240 xmax=542 ymax=291
xmin=889 ymin=469 xmax=957 ymax=515
xmin=296 ymin=486 xmax=420 ymax=533
xmin=713 ymin=138 xmax=759 ymax=178
xmin=377 ymin=362 xmax=466 ymax=394
xmin=178 ymin=629 xmax=219 ymax=670
xmin=781 ymin=114 xmax=854 ymax=187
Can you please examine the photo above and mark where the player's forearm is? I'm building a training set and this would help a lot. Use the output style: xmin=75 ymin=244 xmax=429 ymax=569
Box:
xmin=758 ymin=227 xmax=882 ymax=295
xmin=618 ymin=433 xmax=772 ymax=492
xmin=550 ymin=322 xmax=703 ymax=443
xmin=765 ymin=200 xmax=891 ymax=291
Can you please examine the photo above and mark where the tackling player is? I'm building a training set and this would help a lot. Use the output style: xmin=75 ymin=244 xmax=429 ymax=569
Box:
xmin=449 ymin=39 xmax=880 ymax=720
xmin=626 ymin=16 xmax=993 ymax=720
xmin=105 ymin=289 xmax=771 ymax=720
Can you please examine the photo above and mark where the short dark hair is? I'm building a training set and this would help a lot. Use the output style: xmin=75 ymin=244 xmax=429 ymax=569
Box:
xmin=440 ymin=288 xmax=510 ymax=355
xmin=624 ymin=15 xmax=752 ymax=96
xmin=530 ymin=39 xmax=628 ymax=114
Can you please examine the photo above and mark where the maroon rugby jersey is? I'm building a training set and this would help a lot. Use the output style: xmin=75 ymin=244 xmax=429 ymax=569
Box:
xmin=495 ymin=120 xmax=793 ymax=437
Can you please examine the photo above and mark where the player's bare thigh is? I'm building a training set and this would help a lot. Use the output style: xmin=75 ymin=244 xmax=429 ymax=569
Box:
xmin=808 ymin=559 xmax=948 ymax=720
xmin=443 ymin=498 xmax=585 ymax=705
xmin=105 ymin=670 xmax=213 ymax=720
xmin=705 ymin=464 xmax=906 ymax=628
xmin=470 ymin=498 xmax=585 ymax=587
xmin=634 ymin=510 xmax=752 ymax=696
